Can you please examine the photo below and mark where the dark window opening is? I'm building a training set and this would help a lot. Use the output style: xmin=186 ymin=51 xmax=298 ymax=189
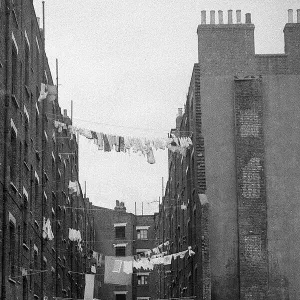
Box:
xmin=115 ymin=246 xmax=126 ymax=257
xmin=115 ymin=226 xmax=125 ymax=239
xmin=10 ymin=128 xmax=17 ymax=183
xmin=137 ymin=275 xmax=148 ymax=285
xmin=11 ymin=45 xmax=18 ymax=96
xmin=137 ymin=229 xmax=148 ymax=240
xmin=9 ymin=222 xmax=16 ymax=277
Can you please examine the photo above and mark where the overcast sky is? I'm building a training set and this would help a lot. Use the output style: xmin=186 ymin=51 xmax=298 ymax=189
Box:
xmin=33 ymin=0 xmax=299 ymax=214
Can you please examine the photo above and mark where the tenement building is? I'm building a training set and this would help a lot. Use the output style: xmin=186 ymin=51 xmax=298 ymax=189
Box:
xmin=93 ymin=201 xmax=156 ymax=300
xmin=157 ymin=9 xmax=300 ymax=300
xmin=0 ymin=1 xmax=95 ymax=299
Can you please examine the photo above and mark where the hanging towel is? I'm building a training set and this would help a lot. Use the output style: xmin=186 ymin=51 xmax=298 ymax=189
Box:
xmin=123 ymin=260 xmax=133 ymax=274
xmin=84 ymin=274 xmax=95 ymax=300
xmin=163 ymin=255 xmax=172 ymax=265
xmin=146 ymin=147 xmax=155 ymax=164
xmin=38 ymin=83 xmax=48 ymax=101
xmin=96 ymin=132 xmax=104 ymax=150
xmin=104 ymin=256 xmax=133 ymax=285
xmin=46 ymin=84 xmax=57 ymax=102
xmin=103 ymin=134 xmax=111 ymax=152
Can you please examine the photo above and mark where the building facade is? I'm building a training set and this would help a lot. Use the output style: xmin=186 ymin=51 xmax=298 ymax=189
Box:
xmin=93 ymin=201 xmax=156 ymax=300
xmin=0 ymin=1 xmax=95 ymax=299
xmin=157 ymin=9 xmax=300 ymax=300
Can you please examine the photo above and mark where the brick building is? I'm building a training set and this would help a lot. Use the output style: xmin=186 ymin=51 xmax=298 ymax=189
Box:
xmin=0 ymin=1 xmax=95 ymax=299
xmin=157 ymin=9 xmax=300 ymax=300
xmin=93 ymin=201 xmax=156 ymax=300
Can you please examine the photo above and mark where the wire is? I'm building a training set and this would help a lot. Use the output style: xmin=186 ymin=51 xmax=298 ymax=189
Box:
xmin=45 ymin=112 xmax=193 ymax=135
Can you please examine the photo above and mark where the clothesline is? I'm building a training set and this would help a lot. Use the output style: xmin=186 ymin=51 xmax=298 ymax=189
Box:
xmin=51 ymin=116 xmax=193 ymax=164
xmin=45 ymin=112 xmax=193 ymax=134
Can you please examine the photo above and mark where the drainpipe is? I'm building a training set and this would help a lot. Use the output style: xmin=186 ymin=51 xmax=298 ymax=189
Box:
xmin=1 ymin=0 xmax=12 ymax=299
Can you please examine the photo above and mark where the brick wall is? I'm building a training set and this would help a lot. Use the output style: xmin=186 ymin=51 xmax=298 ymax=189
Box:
xmin=234 ymin=78 xmax=268 ymax=300
xmin=0 ymin=1 xmax=95 ymax=299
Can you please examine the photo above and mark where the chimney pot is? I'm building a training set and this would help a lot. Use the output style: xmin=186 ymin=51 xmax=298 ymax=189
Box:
xmin=37 ymin=17 xmax=40 ymax=27
xmin=178 ymin=108 xmax=183 ymax=116
xmin=297 ymin=9 xmax=300 ymax=23
xmin=245 ymin=13 xmax=251 ymax=24
xmin=210 ymin=10 xmax=216 ymax=24
xmin=116 ymin=200 xmax=119 ymax=206
xmin=201 ymin=10 xmax=206 ymax=24
xmin=236 ymin=10 xmax=242 ymax=23
xmin=63 ymin=109 xmax=67 ymax=117
xmin=218 ymin=10 xmax=224 ymax=24
xmin=228 ymin=10 xmax=233 ymax=24
xmin=288 ymin=9 xmax=293 ymax=23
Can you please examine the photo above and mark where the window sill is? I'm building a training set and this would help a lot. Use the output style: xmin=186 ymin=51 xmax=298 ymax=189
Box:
xmin=8 ymin=277 xmax=16 ymax=284
xmin=10 ymin=181 xmax=18 ymax=193
xmin=24 ymin=85 xmax=30 ymax=97
xmin=24 ymin=161 xmax=30 ymax=171
xmin=11 ymin=94 xmax=20 ymax=108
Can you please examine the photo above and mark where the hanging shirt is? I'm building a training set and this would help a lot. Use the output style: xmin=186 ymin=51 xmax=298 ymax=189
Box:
xmin=84 ymin=274 xmax=95 ymax=300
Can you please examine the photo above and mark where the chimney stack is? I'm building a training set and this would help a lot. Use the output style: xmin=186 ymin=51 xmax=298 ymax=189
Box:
xmin=228 ymin=10 xmax=233 ymax=24
xmin=201 ymin=10 xmax=206 ymax=24
xmin=288 ymin=9 xmax=293 ymax=23
xmin=297 ymin=9 xmax=300 ymax=23
xmin=178 ymin=108 xmax=183 ymax=116
xmin=218 ymin=10 xmax=224 ymax=24
xmin=210 ymin=10 xmax=216 ymax=24
xmin=245 ymin=13 xmax=251 ymax=24
xmin=236 ymin=10 xmax=242 ymax=23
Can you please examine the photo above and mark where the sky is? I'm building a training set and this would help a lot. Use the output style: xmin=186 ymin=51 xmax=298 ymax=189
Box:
xmin=32 ymin=0 xmax=299 ymax=214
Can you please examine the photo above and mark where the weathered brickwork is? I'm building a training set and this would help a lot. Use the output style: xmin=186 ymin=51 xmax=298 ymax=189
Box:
xmin=92 ymin=203 xmax=156 ymax=300
xmin=154 ymin=64 xmax=209 ymax=300
xmin=0 ymin=1 xmax=95 ymax=299
xmin=234 ymin=78 xmax=268 ymax=300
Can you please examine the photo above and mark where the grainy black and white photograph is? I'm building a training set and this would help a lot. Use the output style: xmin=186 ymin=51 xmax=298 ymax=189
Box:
xmin=0 ymin=0 xmax=300 ymax=299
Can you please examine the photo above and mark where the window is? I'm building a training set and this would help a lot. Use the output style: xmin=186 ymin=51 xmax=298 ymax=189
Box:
xmin=10 ymin=125 xmax=17 ymax=184
xmin=137 ymin=275 xmax=148 ymax=285
xmin=33 ymin=247 xmax=39 ymax=296
xmin=9 ymin=221 xmax=16 ymax=277
xmin=23 ymin=277 xmax=28 ymax=300
xmin=115 ymin=226 xmax=125 ymax=239
xmin=24 ymin=42 xmax=30 ymax=86
xmin=115 ymin=246 xmax=126 ymax=257
xmin=11 ymin=44 xmax=18 ymax=96
xmin=137 ymin=229 xmax=148 ymax=240
xmin=23 ymin=189 xmax=29 ymax=245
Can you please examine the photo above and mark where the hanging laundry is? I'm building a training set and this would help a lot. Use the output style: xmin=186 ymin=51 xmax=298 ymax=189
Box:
xmin=133 ymin=257 xmax=154 ymax=270
xmin=38 ymin=83 xmax=48 ymax=101
xmin=84 ymin=274 xmax=95 ymax=300
xmin=68 ymin=228 xmax=82 ymax=242
xmin=104 ymin=256 xmax=133 ymax=285
xmin=146 ymin=147 xmax=155 ymax=164
xmin=181 ymin=204 xmax=187 ymax=210
xmin=103 ymin=134 xmax=111 ymax=152
xmin=96 ymin=132 xmax=104 ymax=150
xmin=42 ymin=217 xmax=54 ymax=240
xmin=199 ymin=194 xmax=209 ymax=205
xmin=163 ymin=255 xmax=172 ymax=265
xmin=46 ymin=84 xmax=58 ymax=102
xmin=150 ymin=256 xmax=164 ymax=265
xmin=119 ymin=136 xmax=125 ymax=152
xmin=123 ymin=260 xmax=133 ymax=274
xmin=68 ymin=180 xmax=80 ymax=196
xmin=188 ymin=246 xmax=195 ymax=256
xmin=112 ymin=260 xmax=123 ymax=273
xmin=91 ymin=265 xmax=96 ymax=274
